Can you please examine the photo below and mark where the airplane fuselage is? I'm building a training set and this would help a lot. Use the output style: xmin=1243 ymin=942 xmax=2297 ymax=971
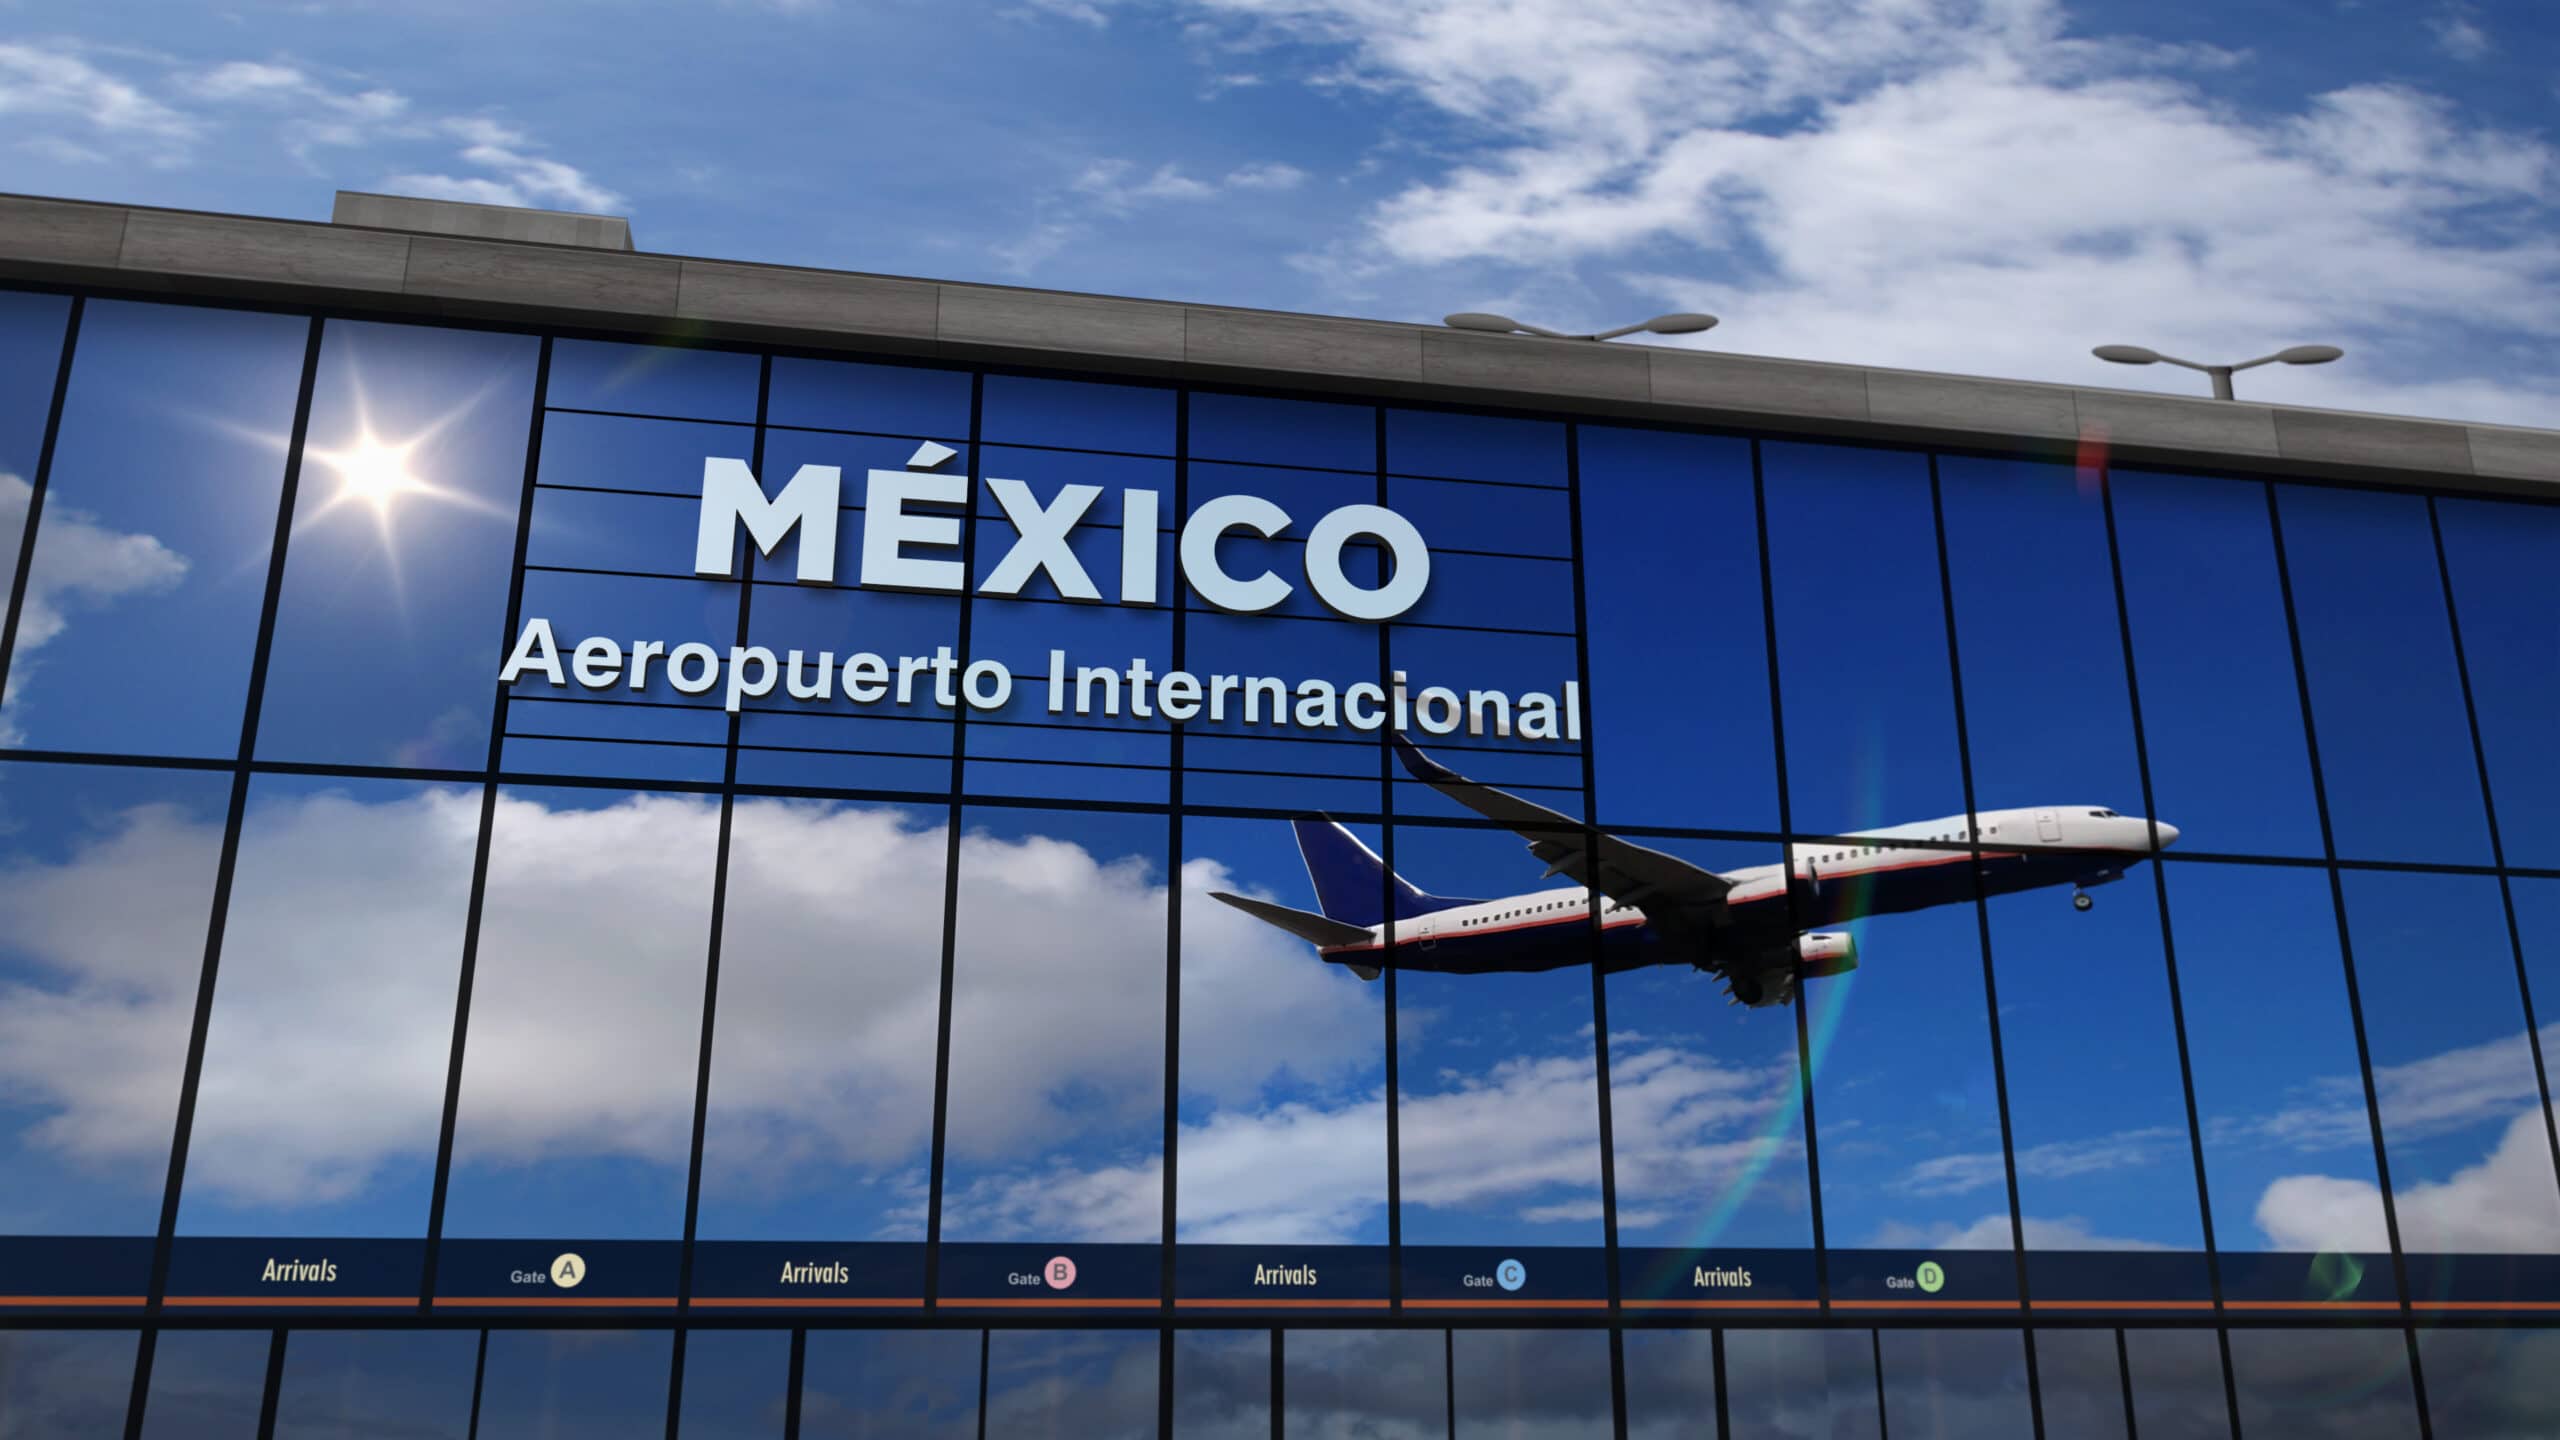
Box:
xmin=1315 ymin=806 xmax=2176 ymax=978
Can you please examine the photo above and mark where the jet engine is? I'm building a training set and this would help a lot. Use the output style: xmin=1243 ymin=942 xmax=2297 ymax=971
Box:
xmin=1798 ymin=932 xmax=1858 ymax=978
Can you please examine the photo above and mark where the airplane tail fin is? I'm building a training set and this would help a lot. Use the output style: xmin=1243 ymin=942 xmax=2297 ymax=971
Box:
xmin=1291 ymin=817 xmax=1481 ymax=926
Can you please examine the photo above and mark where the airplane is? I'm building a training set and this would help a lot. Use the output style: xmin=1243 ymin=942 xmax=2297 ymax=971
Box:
xmin=1210 ymin=736 xmax=2181 ymax=1008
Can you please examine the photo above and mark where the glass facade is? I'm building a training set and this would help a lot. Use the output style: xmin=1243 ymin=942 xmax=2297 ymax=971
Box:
xmin=0 ymin=286 xmax=2554 ymax=1436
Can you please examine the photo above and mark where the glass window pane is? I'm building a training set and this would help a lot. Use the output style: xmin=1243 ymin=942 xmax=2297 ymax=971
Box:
xmin=0 ymin=763 xmax=233 ymax=1242
xmin=800 ymin=1331 xmax=980 ymax=1439
xmin=437 ymin=788 xmax=719 ymax=1301
xmin=2416 ymin=1326 xmax=2560 ymax=1438
xmin=1172 ymin=1330 xmax=1267 ymax=1440
xmin=0 ymin=1329 xmax=139 ymax=1434
xmin=1722 ymin=1329 xmax=1880 ymax=1440
xmin=1392 ymin=819 xmax=1611 ymax=1309
xmin=692 ymin=799 xmax=944 ymax=1306
xmin=137 ymin=1329 xmax=270 ymax=1439
xmin=2225 ymin=1328 xmax=2418 ymax=1440
xmin=2343 ymin=870 xmax=2560 ymax=1282
xmin=476 ymin=1330 xmax=674 ymax=1440
xmin=2110 ymin=470 xmax=2321 ymax=859
xmin=176 ymin=779 xmax=476 ymax=1248
xmin=1175 ymin=815 xmax=1389 ymax=1302
xmin=2122 ymin=1328 xmax=2231 ymax=1440
xmin=1386 ymin=409 xmax=1565 ymax=488
xmin=1876 ymin=1329 xmax=2033 ymax=1440
xmin=2169 ymin=860 xmax=2395 ymax=1306
xmin=271 ymin=1329 xmax=479 ymax=1440
xmin=1451 ymin=1328 xmax=1610 ymax=1436
xmin=677 ymin=1330 xmax=789 ymax=1439
xmin=5 ymin=301 xmax=306 ymax=756
xmin=769 ymin=356 xmax=970 ymax=439
xmin=2436 ymin=497 xmax=2560 ymax=870
xmin=255 ymin=320 xmax=535 ymax=767
xmin=1282 ymin=1329 xmax=1442 ymax=1440
xmin=0 ymin=290 xmax=71 ymax=635
xmin=1189 ymin=392 xmax=1372 ymax=472
xmin=982 ymin=376 xmax=1173 ymax=455
xmin=2021 ymin=1331 xmax=2126 ymax=1440
xmin=1621 ymin=1329 xmax=1716 ymax=1440
xmin=2276 ymin=484 xmax=2490 ymax=865
xmin=981 ymin=1330 xmax=1156 ymax=1440
xmin=1580 ymin=427 xmax=1774 ymax=832
xmin=936 ymin=807 xmax=1167 ymax=1306
xmin=1944 ymin=456 xmax=2206 ymax=1301
xmin=1762 ymin=442 xmax=1961 ymax=835
xmin=547 ymin=338 xmax=758 ymax=422
xmin=1607 ymin=838 xmax=1818 ymax=1308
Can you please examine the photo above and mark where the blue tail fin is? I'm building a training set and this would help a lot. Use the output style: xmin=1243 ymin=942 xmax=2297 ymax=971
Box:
xmin=1291 ymin=818 xmax=1483 ymax=927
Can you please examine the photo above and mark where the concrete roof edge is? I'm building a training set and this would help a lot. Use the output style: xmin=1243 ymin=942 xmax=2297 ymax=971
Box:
xmin=3 ymin=192 xmax=2554 ymax=498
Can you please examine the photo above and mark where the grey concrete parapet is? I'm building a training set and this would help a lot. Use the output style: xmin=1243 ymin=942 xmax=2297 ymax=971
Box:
xmin=2 ymin=191 xmax=2555 ymax=501
xmin=333 ymin=191 xmax=633 ymax=251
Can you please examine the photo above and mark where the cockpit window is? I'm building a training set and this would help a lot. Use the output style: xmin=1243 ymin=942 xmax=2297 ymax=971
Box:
xmin=2087 ymin=809 xmax=2122 ymax=818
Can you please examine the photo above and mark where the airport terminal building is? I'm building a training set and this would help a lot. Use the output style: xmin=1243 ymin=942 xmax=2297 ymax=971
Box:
xmin=0 ymin=189 xmax=2556 ymax=1437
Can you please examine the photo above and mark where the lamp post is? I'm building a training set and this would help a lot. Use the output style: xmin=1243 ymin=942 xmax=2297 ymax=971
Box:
xmin=2091 ymin=343 xmax=2343 ymax=400
xmin=1444 ymin=311 xmax=1718 ymax=342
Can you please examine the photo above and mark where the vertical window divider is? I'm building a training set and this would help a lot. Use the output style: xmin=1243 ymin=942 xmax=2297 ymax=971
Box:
xmin=1377 ymin=406 xmax=1403 ymax=1314
xmin=2424 ymin=494 xmax=2560 ymax=1217
xmin=1563 ymin=424 xmax=1625 ymax=1328
xmin=1711 ymin=1327 xmax=1731 ymax=1440
xmin=466 ymin=1328 xmax=488 ymax=1440
xmin=784 ymin=1327 xmax=806 ymax=1440
xmin=127 ymin=312 xmax=323 ymax=1440
xmin=0 ymin=293 xmax=82 ymax=699
xmin=1924 ymin=455 xmax=2044 ymax=1438
xmin=2096 ymin=468 xmax=2230 ymax=1302
xmin=1269 ymin=1327 xmax=1283 ymax=1440
xmin=1870 ymin=1328 xmax=1891 ymax=1440
xmin=422 ymin=334 xmax=552 ymax=1309
xmin=1752 ymin=441 xmax=1828 ymax=1308
xmin=2112 ymin=1328 xmax=2138 ymax=1440
xmin=1162 ymin=389 xmax=1188 ymax=1323
xmin=2260 ymin=482 xmax=2432 ymax=1439
xmin=254 ymin=1327 xmax=286 ymax=1440
xmin=923 ymin=372 xmax=988 ymax=1308
xmin=666 ymin=352 xmax=771 ymax=1436
xmin=2096 ymin=467 xmax=2243 ymax=1440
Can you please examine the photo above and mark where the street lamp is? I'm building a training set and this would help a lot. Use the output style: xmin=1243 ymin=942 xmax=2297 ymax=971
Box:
xmin=2092 ymin=342 xmax=2344 ymax=400
xmin=1444 ymin=311 xmax=1718 ymax=342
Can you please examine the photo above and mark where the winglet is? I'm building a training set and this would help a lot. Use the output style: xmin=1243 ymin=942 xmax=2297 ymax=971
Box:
xmin=1391 ymin=732 xmax=1459 ymax=785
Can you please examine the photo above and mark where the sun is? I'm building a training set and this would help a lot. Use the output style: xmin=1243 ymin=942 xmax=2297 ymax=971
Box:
xmin=317 ymin=433 xmax=429 ymax=515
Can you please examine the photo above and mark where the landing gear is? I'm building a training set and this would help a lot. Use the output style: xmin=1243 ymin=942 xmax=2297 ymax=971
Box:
xmin=2072 ymin=890 xmax=2094 ymax=912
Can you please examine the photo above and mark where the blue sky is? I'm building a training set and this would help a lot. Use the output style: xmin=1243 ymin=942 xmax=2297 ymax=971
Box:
xmin=1 ymin=0 xmax=2556 ymax=423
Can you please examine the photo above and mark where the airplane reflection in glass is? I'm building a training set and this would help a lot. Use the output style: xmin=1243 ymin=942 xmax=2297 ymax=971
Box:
xmin=1212 ymin=738 xmax=2181 ymax=1007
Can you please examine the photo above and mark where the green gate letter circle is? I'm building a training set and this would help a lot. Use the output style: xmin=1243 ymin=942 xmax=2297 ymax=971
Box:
xmin=1915 ymin=1261 xmax=1945 ymax=1294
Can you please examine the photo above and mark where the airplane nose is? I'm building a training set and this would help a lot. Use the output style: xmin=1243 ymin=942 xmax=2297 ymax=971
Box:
xmin=2153 ymin=821 xmax=2181 ymax=849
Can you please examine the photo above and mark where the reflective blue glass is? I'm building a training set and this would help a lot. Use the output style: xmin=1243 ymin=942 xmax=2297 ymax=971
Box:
xmin=1579 ymin=426 xmax=1775 ymax=832
xmin=439 ymin=786 xmax=719 ymax=1243
xmin=769 ymin=356 xmax=970 ymax=439
xmin=272 ymin=1329 xmax=479 ymax=1440
xmin=2435 ymin=496 xmax=2560 ymax=869
xmin=0 ymin=290 xmax=71 ymax=639
xmin=137 ymin=1329 xmax=269 ymax=1439
xmin=1189 ymin=391 xmax=1371 ymax=472
xmin=476 ymin=1330 xmax=675 ymax=1440
xmin=1386 ymin=409 xmax=1565 ymax=487
xmin=0 ymin=1330 xmax=141 ymax=1434
xmin=547 ymin=338 xmax=758 ymax=421
xmin=0 ymin=761 xmax=232 ymax=1235
xmin=982 ymin=375 xmax=1173 ymax=455
xmin=800 ymin=1330 xmax=980 ymax=1439
xmin=677 ymin=1330 xmax=790 ymax=1439
xmin=3 ymin=301 xmax=306 ymax=756
xmin=981 ymin=1330 xmax=1156 ymax=1439
xmin=1173 ymin=1330 xmax=1267 ymax=1440
xmin=2277 ymin=483 xmax=2491 ymax=865
xmin=256 ymin=320 xmax=535 ymax=767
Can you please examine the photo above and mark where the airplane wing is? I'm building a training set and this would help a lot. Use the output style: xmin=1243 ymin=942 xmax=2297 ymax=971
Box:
xmin=1390 ymin=735 xmax=1732 ymax=913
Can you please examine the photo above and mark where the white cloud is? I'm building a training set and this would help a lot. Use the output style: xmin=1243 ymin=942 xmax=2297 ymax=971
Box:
xmin=1176 ymin=0 xmax=2560 ymax=424
xmin=0 ymin=40 xmax=620 ymax=215
xmin=2432 ymin=6 xmax=2491 ymax=63
xmin=1895 ymin=1125 xmax=2189 ymax=1199
xmin=0 ymin=42 xmax=198 ymax=167
xmin=2259 ymin=1105 xmax=2560 ymax=1254
xmin=1000 ymin=154 xmax=1316 ymax=273
xmin=0 ymin=473 xmax=191 ymax=746
xmin=1869 ymin=1211 xmax=2174 ymax=1251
